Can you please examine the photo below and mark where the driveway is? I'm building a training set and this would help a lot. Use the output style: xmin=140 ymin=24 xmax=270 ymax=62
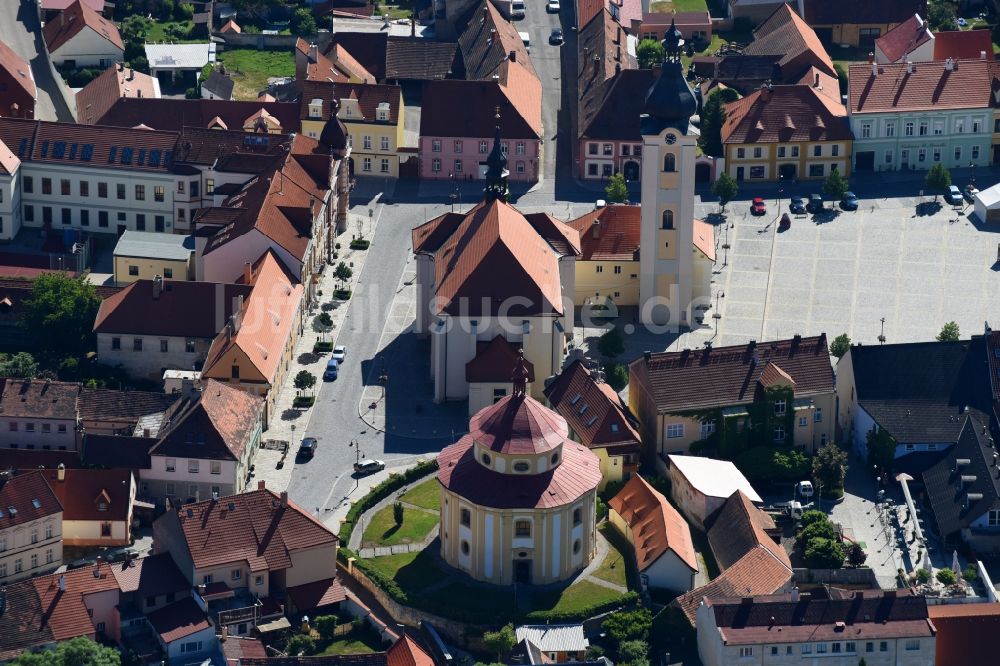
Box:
xmin=0 ymin=1 xmax=74 ymax=121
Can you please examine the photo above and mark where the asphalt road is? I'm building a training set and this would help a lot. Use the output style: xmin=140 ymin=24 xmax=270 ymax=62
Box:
xmin=1 ymin=1 xmax=74 ymax=121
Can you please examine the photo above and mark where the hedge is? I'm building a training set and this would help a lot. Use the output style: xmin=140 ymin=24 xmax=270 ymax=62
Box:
xmin=524 ymin=591 xmax=639 ymax=624
xmin=337 ymin=459 xmax=438 ymax=545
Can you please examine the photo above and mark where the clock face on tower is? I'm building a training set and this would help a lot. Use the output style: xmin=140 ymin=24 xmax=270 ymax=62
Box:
xmin=664 ymin=133 xmax=676 ymax=145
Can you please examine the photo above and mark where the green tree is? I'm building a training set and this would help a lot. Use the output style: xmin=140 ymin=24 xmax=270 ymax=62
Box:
xmin=285 ymin=634 xmax=316 ymax=656
xmin=830 ymin=333 xmax=851 ymax=359
xmin=711 ymin=172 xmax=739 ymax=212
xmin=927 ymin=2 xmax=958 ymax=31
xmin=916 ymin=568 xmax=931 ymax=584
xmin=963 ymin=564 xmax=978 ymax=582
xmin=866 ymin=427 xmax=896 ymax=475
xmin=617 ymin=640 xmax=650 ymax=666
xmin=636 ymin=38 xmax=665 ymax=69
xmin=313 ymin=312 xmax=334 ymax=340
xmin=335 ymin=261 xmax=353 ymax=290
xmin=799 ymin=509 xmax=828 ymax=527
xmin=937 ymin=321 xmax=960 ymax=342
xmin=925 ymin=163 xmax=952 ymax=200
xmin=291 ymin=7 xmax=318 ymax=36
xmin=822 ymin=166 xmax=849 ymax=203
xmin=597 ymin=326 xmax=625 ymax=359
xmin=697 ymin=88 xmax=739 ymax=157
xmin=10 ymin=637 xmax=121 ymax=665
xmin=119 ymin=15 xmax=153 ymax=42
xmin=798 ymin=518 xmax=836 ymax=543
xmin=812 ymin=442 xmax=848 ymax=492
xmin=176 ymin=2 xmax=195 ymax=20
xmin=0 ymin=352 xmax=39 ymax=379
xmin=734 ymin=446 xmax=810 ymax=484
xmin=604 ymin=362 xmax=628 ymax=391
xmin=936 ymin=568 xmax=957 ymax=586
xmin=834 ymin=63 xmax=848 ymax=96
xmin=21 ymin=273 xmax=101 ymax=358
xmin=393 ymin=501 xmax=404 ymax=525
xmin=315 ymin=614 xmax=338 ymax=641
xmin=804 ymin=536 xmax=845 ymax=568
xmin=483 ymin=624 xmax=517 ymax=662
xmin=294 ymin=370 xmax=316 ymax=395
xmin=602 ymin=608 xmax=653 ymax=645
xmin=604 ymin=173 xmax=629 ymax=203
xmin=847 ymin=542 xmax=867 ymax=567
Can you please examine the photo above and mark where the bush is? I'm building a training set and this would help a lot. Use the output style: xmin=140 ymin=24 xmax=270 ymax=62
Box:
xmin=334 ymin=289 xmax=352 ymax=300
xmin=804 ymin=537 xmax=845 ymax=569
xmin=293 ymin=396 xmax=315 ymax=408
xmin=798 ymin=518 xmax=836 ymax=543
xmin=936 ymin=568 xmax=957 ymax=586
xmin=799 ymin=510 xmax=827 ymax=527
xmin=604 ymin=362 xmax=628 ymax=391
xmin=617 ymin=639 xmax=649 ymax=664
xmin=847 ymin=542 xmax=867 ymax=567
xmin=314 ymin=341 xmax=333 ymax=353
xmin=830 ymin=333 xmax=850 ymax=358
xmin=916 ymin=568 xmax=931 ymax=584
xmin=602 ymin=607 xmax=653 ymax=645
xmin=733 ymin=446 xmax=810 ymax=485
xmin=285 ymin=634 xmax=316 ymax=656
xmin=350 ymin=239 xmax=371 ymax=250
xmin=596 ymin=497 xmax=607 ymax=522
xmin=315 ymin=615 xmax=338 ymax=641
xmin=393 ymin=501 xmax=404 ymax=525
xmin=598 ymin=327 xmax=625 ymax=359
xmin=963 ymin=565 xmax=978 ymax=583
xmin=338 ymin=460 xmax=438 ymax=544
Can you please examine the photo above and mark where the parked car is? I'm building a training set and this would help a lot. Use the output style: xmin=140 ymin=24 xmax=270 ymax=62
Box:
xmin=332 ymin=345 xmax=346 ymax=363
xmin=549 ymin=28 xmax=563 ymax=45
xmin=298 ymin=437 xmax=318 ymax=459
xmin=945 ymin=185 xmax=964 ymax=205
xmin=807 ymin=193 xmax=824 ymax=213
xmin=840 ymin=192 xmax=859 ymax=211
xmin=546 ymin=0 xmax=560 ymax=12
xmin=323 ymin=359 xmax=339 ymax=381
xmin=958 ymin=17 xmax=967 ymax=26
xmin=964 ymin=184 xmax=979 ymax=202
xmin=750 ymin=197 xmax=767 ymax=215
xmin=354 ymin=459 xmax=386 ymax=474
xmin=789 ymin=196 xmax=806 ymax=214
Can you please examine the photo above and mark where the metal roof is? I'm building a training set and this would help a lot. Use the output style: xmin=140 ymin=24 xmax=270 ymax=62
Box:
xmin=113 ymin=230 xmax=195 ymax=261
xmin=515 ymin=624 xmax=589 ymax=653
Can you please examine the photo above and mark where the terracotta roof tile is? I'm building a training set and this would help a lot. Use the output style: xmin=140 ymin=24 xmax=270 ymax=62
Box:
xmin=722 ymin=85 xmax=850 ymax=144
xmin=609 ymin=476 xmax=697 ymax=571
xmin=286 ymin=577 xmax=347 ymax=611
xmin=744 ymin=5 xmax=834 ymax=80
xmin=420 ymin=77 xmax=540 ymax=139
xmin=201 ymin=253 xmax=304 ymax=383
xmin=329 ymin=33 xmax=388 ymax=80
xmin=544 ymin=359 xmax=641 ymax=452
xmin=693 ymin=219 xmax=716 ymax=261
xmin=109 ymin=552 xmax=190 ymax=597
xmin=0 ymin=470 xmax=63 ymax=530
xmin=850 ymin=59 xmax=994 ymax=113
xmin=630 ymin=335 xmax=834 ymax=413
xmin=171 ymin=487 xmax=338 ymax=572
xmin=0 ymin=379 xmax=79 ymax=419
xmin=220 ymin=19 xmax=241 ymax=34
xmin=707 ymin=491 xmax=789 ymax=571
xmin=151 ymin=379 xmax=263 ymax=461
xmin=43 ymin=0 xmax=124 ymax=54
xmin=795 ymin=66 xmax=841 ymax=102
xmin=300 ymin=81 xmax=401 ymax=123
xmin=933 ymin=30 xmax=995 ymax=61
xmin=386 ymin=37 xmax=458 ymax=81
xmin=467 ymin=335 xmax=536 ymax=383
xmin=577 ymin=10 xmax=644 ymax=142
xmin=459 ymin=1 xmax=537 ymax=81
xmin=333 ymin=44 xmax=376 ymax=83
xmin=39 ymin=467 xmax=132 ymax=522
xmin=32 ymin=565 xmax=120 ymax=640
xmin=567 ymin=205 xmax=640 ymax=261
xmin=386 ymin=636 xmax=436 ymax=666
xmin=928 ymin=602 xmax=1000 ymax=666
xmin=146 ymin=598 xmax=212 ymax=643
xmin=0 ymin=580 xmax=54 ymax=660
xmin=95 ymin=98 xmax=300 ymax=132
xmin=0 ymin=41 xmax=36 ymax=105
xmin=0 ymin=138 xmax=20 ymax=176
xmin=801 ymin=0 xmax=927 ymax=26
xmin=76 ymin=65 xmax=158 ymax=125
xmin=468 ymin=394 xmax=570 ymax=455
xmin=874 ymin=14 xmax=931 ymax=63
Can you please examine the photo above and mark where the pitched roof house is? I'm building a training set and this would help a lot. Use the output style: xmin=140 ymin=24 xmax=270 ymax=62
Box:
xmin=745 ymin=5 xmax=835 ymax=80
xmin=874 ymin=14 xmax=933 ymax=63
xmin=76 ymin=64 xmax=159 ymax=125
xmin=796 ymin=0 xmax=928 ymax=48
xmin=94 ymin=98 xmax=301 ymax=133
xmin=42 ymin=0 xmax=124 ymax=67
xmin=928 ymin=603 xmax=1000 ymax=666
xmin=39 ymin=466 xmax=136 ymax=546
xmin=0 ymin=41 xmax=37 ymax=119
xmin=240 ymin=634 xmax=435 ymax=666
xmin=608 ymin=476 xmax=697 ymax=592
xmin=0 ymin=470 xmax=63 ymax=583
xmin=667 ymin=456 xmax=762 ymax=529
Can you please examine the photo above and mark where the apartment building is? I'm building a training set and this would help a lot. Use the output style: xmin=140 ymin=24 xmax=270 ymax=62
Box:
xmin=0 ymin=471 xmax=63 ymax=583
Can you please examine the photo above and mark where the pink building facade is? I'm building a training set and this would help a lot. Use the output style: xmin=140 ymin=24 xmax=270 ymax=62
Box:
xmin=419 ymin=136 xmax=540 ymax=182
xmin=578 ymin=138 xmax=644 ymax=181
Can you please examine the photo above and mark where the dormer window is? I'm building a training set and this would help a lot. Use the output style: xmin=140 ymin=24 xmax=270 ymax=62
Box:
xmin=376 ymin=102 xmax=390 ymax=122
xmin=308 ymin=99 xmax=323 ymax=119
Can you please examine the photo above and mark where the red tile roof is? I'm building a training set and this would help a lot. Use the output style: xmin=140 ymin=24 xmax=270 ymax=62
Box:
xmin=169 ymin=487 xmax=338 ymax=573
xmin=933 ymin=30 xmax=995 ymax=61
xmin=300 ymin=81 xmax=401 ymax=124
xmin=386 ymin=636 xmax=436 ymax=666
xmin=420 ymin=78 xmax=541 ymax=140
xmin=0 ymin=470 xmax=63 ymax=529
xmin=567 ymin=206 xmax=640 ymax=261
xmin=801 ymin=0 xmax=927 ymax=26
xmin=0 ymin=580 xmax=54 ymax=660
xmin=544 ymin=359 xmax=641 ymax=453
xmin=146 ymin=597 xmax=212 ymax=643
xmin=32 ymin=564 xmax=120 ymax=640
xmin=0 ymin=378 xmax=79 ymax=419
xmin=468 ymin=394 xmax=570 ymax=456
xmin=722 ymin=84 xmax=850 ymax=144
xmin=41 ymin=467 xmax=132 ymax=522
xmin=95 ymin=98 xmax=300 ymax=133
xmin=849 ymin=59 xmax=994 ymax=113
xmin=0 ymin=138 xmax=20 ymax=176
xmin=286 ymin=577 xmax=347 ymax=611
xmin=609 ymin=476 xmax=697 ymax=572
xmin=76 ymin=65 xmax=158 ymax=125
xmin=438 ymin=434 xmax=602 ymax=509
xmin=43 ymin=0 xmax=124 ymax=54
xmin=693 ymin=219 xmax=715 ymax=261
xmin=874 ymin=14 xmax=931 ymax=63
xmin=707 ymin=491 xmax=789 ymax=571
xmin=629 ymin=335 xmax=834 ymax=413
xmin=41 ymin=0 xmax=105 ymax=10
xmin=928 ymin=602 xmax=1000 ymax=666
xmin=0 ymin=41 xmax=36 ymax=105
xmin=466 ymin=335 xmax=536 ymax=384
xmin=222 ymin=637 xmax=267 ymax=664
xmin=458 ymin=1 xmax=536 ymax=81
xmin=744 ymin=5 xmax=834 ymax=79
xmin=109 ymin=552 xmax=190 ymax=597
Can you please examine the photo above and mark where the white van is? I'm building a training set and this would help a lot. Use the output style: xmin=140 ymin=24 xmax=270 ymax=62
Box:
xmin=518 ymin=30 xmax=530 ymax=48
xmin=512 ymin=1 xmax=526 ymax=19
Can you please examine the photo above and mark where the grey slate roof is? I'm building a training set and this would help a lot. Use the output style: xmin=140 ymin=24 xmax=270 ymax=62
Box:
xmin=114 ymin=230 xmax=195 ymax=261
xmin=515 ymin=625 xmax=588 ymax=653
xmin=202 ymin=70 xmax=235 ymax=100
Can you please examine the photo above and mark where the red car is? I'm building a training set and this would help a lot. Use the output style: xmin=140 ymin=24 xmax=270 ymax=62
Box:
xmin=751 ymin=197 xmax=767 ymax=215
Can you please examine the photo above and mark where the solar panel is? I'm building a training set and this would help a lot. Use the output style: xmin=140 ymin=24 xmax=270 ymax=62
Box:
xmin=52 ymin=141 xmax=66 ymax=159
xmin=108 ymin=146 xmax=117 ymax=163
xmin=121 ymin=147 xmax=133 ymax=164
xmin=39 ymin=140 xmax=49 ymax=157
xmin=137 ymin=148 xmax=146 ymax=166
xmin=17 ymin=138 xmax=27 ymax=157
xmin=81 ymin=144 xmax=93 ymax=161
xmin=148 ymin=149 xmax=161 ymax=166
xmin=68 ymin=143 xmax=78 ymax=160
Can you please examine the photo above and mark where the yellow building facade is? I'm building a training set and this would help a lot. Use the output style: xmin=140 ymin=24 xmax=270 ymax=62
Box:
xmin=112 ymin=230 xmax=194 ymax=285
xmin=724 ymin=140 xmax=852 ymax=182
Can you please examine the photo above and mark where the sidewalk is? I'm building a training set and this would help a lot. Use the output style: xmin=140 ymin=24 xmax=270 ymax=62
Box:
xmin=252 ymin=197 xmax=385 ymax=495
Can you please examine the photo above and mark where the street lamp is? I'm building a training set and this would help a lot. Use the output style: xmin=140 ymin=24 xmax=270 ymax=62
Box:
xmin=448 ymin=173 xmax=457 ymax=212
xmin=878 ymin=317 xmax=886 ymax=345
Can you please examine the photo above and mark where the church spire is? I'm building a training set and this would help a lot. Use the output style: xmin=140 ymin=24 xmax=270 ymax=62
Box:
xmin=641 ymin=15 xmax=696 ymax=126
xmin=483 ymin=107 xmax=509 ymax=201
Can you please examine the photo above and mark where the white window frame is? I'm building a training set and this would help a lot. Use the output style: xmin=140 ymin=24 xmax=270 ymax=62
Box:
xmin=666 ymin=423 xmax=684 ymax=439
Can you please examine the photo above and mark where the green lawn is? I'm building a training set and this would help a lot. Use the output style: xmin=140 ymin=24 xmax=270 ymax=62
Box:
xmin=216 ymin=49 xmax=295 ymax=101
xmin=533 ymin=580 xmax=625 ymax=615
xmin=592 ymin=541 xmax=628 ymax=588
xmin=650 ymin=0 xmax=708 ymax=12
xmin=400 ymin=478 xmax=441 ymax=512
xmin=146 ymin=20 xmax=197 ymax=43
xmin=361 ymin=505 xmax=438 ymax=547
xmin=320 ymin=634 xmax=383 ymax=655
xmin=363 ymin=550 xmax=442 ymax=592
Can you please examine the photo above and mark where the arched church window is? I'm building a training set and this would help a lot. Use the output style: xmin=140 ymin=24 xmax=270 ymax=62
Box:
xmin=663 ymin=153 xmax=676 ymax=172
xmin=662 ymin=210 xmax=674 ymax=229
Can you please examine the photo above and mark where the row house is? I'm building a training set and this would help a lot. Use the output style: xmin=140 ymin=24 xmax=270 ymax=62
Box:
xmin=40 ymin=465 xmax=136 ymax=547
xmin=75 ymin=64 xmax=160 ymax=125
xmin=796 ymin=0 xmax=926 ymax=48
xmin=0 ymin=470 xmax=62 ymax=583
xmin=848 ymin=58 xmax=994 ymax=172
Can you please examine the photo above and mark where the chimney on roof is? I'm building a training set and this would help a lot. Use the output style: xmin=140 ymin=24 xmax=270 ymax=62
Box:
xmin=243 ymin=261 xmax=253 ymax=284
xmin=93 ymin=559 xmax=101 ymax=578
xmin=127 ymin=69 xmax=134 ymax=81
xmin=871 ymin=61 xmax=878 ymax=76
xmin=760 ymin=84 xmax=771 ymax=102
xmin=982 ymin=51 xmax=988 ymax=60
xmin=309 ymin=42 xmax=318 ymax=63
xmin=258 ymin=480 xmax=266 ymax=490
xmin=791 ymin=587 xmax=800 ymax=602
xmin=945 ymin=57 xmax=955 ymax=71
xmin=509 ymin=50 xmax=516 ymax=63
xmin=411 ymin=16 xmax=416 ymax=37
xmin=906 ymin=60 xmax=914 ymax=74
xmin=57 ymin=463 xmax=65 ymax=482
xmin=280 ymin=491 xmax=288 ymax=508
xmin=616 ymin=46 xmax=621 ymax=62
xmin=152 ymin=274 xmax=163 ymax=300
xmin=814 ymin=72 xmax=820 ymax=87
xmin=615 ymin=63 xmax=621 ymax=74
xmin=592 ymin=217 xmax=601 ymax=239
xmin=58 ymin=575 xmax=65 ymax=592
xmin=616 ymin=26 xmax=621 ymax=44
xmin=868 ymin=52 xmax=874 ymax=65
xmin=643 ymin=350 xmax=651 ymax=363
xmin=793 ymin=334 xmax=801 ymax=344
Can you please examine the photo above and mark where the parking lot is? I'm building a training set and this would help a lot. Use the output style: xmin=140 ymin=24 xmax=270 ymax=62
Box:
xmin=688 ymin=192 xmax=1000 ymax=349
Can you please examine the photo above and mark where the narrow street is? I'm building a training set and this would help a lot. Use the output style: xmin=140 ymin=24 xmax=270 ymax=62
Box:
xmin=0 ymin=1 xmax=74 ymax=121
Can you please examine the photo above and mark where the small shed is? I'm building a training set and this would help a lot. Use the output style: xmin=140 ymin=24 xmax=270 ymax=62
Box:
xmin=974 ymin=183 xmax=1000 ymax=223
